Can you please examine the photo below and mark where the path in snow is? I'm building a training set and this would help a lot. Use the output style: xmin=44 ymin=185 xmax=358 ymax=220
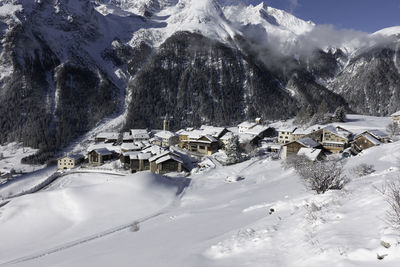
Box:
xmin=0 ymin=212 xmax=162 ymax=266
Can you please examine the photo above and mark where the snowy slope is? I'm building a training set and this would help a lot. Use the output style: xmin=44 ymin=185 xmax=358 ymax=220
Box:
xmin=373 ymin=26 xmax=400 ymax=37
xmin=1 ymin=115 xmax=400 ymax=266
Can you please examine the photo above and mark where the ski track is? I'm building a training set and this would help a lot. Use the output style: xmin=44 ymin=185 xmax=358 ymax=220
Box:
xmin=1 ymin=172 xmax=190 ymax=266
xmin=0 ymin=212 xmax=163 ymax=266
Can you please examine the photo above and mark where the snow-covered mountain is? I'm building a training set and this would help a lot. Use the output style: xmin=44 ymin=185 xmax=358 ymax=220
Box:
xmin=0 ymin=0 xmax=399 ymax=157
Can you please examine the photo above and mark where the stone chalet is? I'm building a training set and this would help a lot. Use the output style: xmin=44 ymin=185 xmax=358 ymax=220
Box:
xmin=278 ymin=127 xmax=297 ymax=144
xmin=152 ymin=130 xmax=179 ymax=147
xmin=57 ymin=154 xmax=84 ymax=170
xmin=391 ymin=111 xmax=400 ymax=125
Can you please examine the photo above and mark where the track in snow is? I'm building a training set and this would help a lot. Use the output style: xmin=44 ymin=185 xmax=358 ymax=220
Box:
xmin=0 ymin=212 xmax=162 ymax=266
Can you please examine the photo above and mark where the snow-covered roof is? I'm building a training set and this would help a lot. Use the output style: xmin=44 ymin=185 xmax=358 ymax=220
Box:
xmin=358 ymin=133 xmax=381 ymax=146
xmin=220 ymin=132 xmax=235 ymax=140
xmin=238 ymin=121 xmax=258 ymax=128
xmin=155 ymin=130 xmax=177 ymax=139
xmin=243 ymin=125 xmax=270 ymax=136
xmin=122 ymin=132 xmax=132 ymax=141
xmin=293 ymin=125 xmax=323 ymax=135
xmin=200 ymin=125 xmax=227 ymax=137
xmin=297 ymin=148 xmax=322 ymax=161
xmin=187 ymin=130 xmax=203 ymax=139
xmin=149 ymin=151 xmax=180 ymax=162
xmin=391 ymin=111 xmax=400 ymax=116
xmin=278 ymin=126 xmax=297 ymax=133
xmin=155 ymin=154 xmax=183 ymax=165
xmin=90 ymin=148 xmax=113 ymax=156
xmin=201 ymin=135 xmax=217 ymax=142
xmin=142 ymin=145 xmax=165 ymax=155
xmin=129 ymin=152 xmax=152 ymax=160
xmin=96 ymin=132 xmax=119 ymax=140
xmin=323 ymin=125 xmax=352 ymax=140
xmin=130 ymin=129 xmax=150 ymax=139
xmin=296 ymin=138 xmax=319 ymax=148
xmin=121 ymin=143 xmax=141 ymax=151
xmin=364 ymin=129 xmax=389 ymax=139
xmin=238 ymin=133 xmax=257 ymax=143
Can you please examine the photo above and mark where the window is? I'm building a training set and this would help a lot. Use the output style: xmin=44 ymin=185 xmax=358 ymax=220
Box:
xmin=199 ymin=145 xmax=205 ymax=150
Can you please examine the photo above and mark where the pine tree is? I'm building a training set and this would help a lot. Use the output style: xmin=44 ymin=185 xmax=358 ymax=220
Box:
xmin=333 ymin=106 xmax=346 ymax=122
xmin=225 ymin=135 xmax=241 ymax=165
xmin=310 ymin=100 xmax=329 ymax=125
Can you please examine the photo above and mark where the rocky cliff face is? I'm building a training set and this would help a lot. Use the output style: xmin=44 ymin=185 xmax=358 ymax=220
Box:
xmin=0 ymin=0 xmax=398 ymax=156
xmin=328 ymin=41 xmax=400 ymax=116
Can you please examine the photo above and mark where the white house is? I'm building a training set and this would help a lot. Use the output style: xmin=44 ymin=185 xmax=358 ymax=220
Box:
xmin=58 ymin=154 xmax=84 ymax=170
xmin=278 ymin=127 xmax=297 ymax=144
xmin=153 ymin=130 xmax=179 ymax=147
xmin=391 ymin=111 xmax=400 ymax=125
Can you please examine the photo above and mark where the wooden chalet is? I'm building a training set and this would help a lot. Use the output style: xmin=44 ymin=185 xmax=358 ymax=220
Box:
xmin=281 ymin=137 xmax=320 ymax=159
xmin=88 ymin=148 xmax=114 ymax=166
xmin=149 ymin=151 xmax=183 ymax=175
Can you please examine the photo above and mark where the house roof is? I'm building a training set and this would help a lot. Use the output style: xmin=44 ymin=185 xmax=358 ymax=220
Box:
xmin=278 ymin=126 xmax=297 ymax=133
xmin=200 ymin=125 xmax=227 ymax=138
xmin=96 ymin=132 xmax=119 ymax=140
xmin=129 ymin=152 xmax=152 ymax=160
xmin=201 ymin=135 xmax=217 ymax=142
xmin=363 ymin=129 xmax=389 ymax=139
xmin=130 ymin=129 xmax=150 ymax=139
xmin=220 ymin=132 xmax=235 ymax=140
xmin=142 ymin=145 xmax=165 ymax=155
xmin=296 ymin=137 xmax=320 ymax=148
xmin=358 ymin=133 xmax=381 ymax=146
xmin=122 ymin=132 xmax=132 ymax=141
xmin=149 ymin=151 xmax=181 ymax=162
xmin=155 ymin=130 xmax=177 ymax=139
xmin=155 ymin=154 xmax=183 ymax=165
xmin=323 ymin=125 xmax=352 ymax=140
xmin=90 ymin=148 xmax=113 ymax=156
xmin=243 ymin=125 xmax=270 ymax=136
xmin=238 ymin=121 xmax=258 ymax=128
xmin=297 ymin=148 xmax=323 ymax=161
xmin=121 ymin=143 xmax=141 ymax=151
xmin=391 ymin=111 xmax=400 ymax=116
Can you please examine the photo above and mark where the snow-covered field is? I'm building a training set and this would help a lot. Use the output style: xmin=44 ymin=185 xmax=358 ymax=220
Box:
xmin=1 ymin=115 xmax=400 ymax=266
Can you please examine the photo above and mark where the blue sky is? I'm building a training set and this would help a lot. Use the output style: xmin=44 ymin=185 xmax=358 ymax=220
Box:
xmin=249 ymin=0 xmax=400 ymax=33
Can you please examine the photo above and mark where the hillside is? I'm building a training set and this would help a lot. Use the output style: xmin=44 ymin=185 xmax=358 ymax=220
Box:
xmin=0 ymin=115 xmax=400 ymax=266
xmin=0 ymin=0 xmax=398 ymax=155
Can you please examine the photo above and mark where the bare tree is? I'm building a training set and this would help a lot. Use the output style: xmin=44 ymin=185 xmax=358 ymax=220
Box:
xmin=289 ymin=156 xmax=349 ymax=194
xmin=386 ymin=122 xmax=400 ymax=137
xmin=378 ymin=179 xmax=400 ymax=230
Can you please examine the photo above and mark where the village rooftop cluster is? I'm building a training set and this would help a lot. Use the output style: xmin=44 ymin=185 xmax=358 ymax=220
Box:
xmin=57 ymin=112 xmax=400 ymax=175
